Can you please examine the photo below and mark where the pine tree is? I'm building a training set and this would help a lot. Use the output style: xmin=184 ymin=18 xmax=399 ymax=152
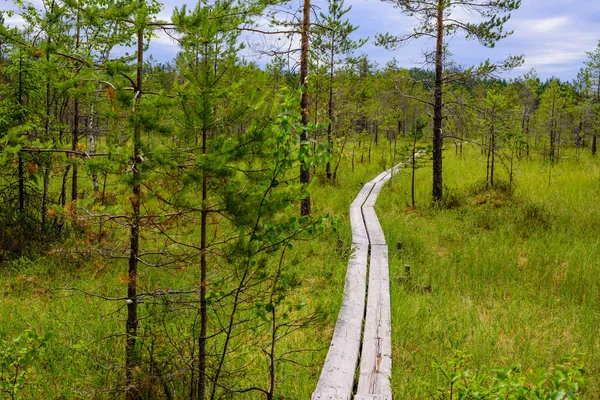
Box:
xmin=312 ymin=0 xmax=365 ymax=180
xmin=583 ymin=40 xmax=600 ymax=155
xmin=376 ymin=0 xmax=522 ymax=201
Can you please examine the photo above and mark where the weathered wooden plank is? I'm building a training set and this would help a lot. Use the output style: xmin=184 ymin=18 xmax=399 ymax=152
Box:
xmin=350 ymin=206 xmax=369 ymax=245
xmin=357 ymin=244 xmax=392 ymax=399
xmin=372 ymin=170 xmax=392 ymax=184
xmin=312 ymin=243 xmax=369 ymax=400
xmin=350 ymin=182 xmax=376 ymax=208
xmin=316 ymin=155 xmax=428 ymax=399
xmin=311 ymin=392 xmax=350 ymax=400
xmin=362 ymin=206 xmax=386 ymax=246
xmin=389 ymin=163 xmax=402 ymax=175
xmin=363 ymin=181 xmax=386 ymax=208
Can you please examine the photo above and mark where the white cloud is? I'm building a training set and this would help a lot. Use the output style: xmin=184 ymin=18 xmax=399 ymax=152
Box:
xmin=4 ymin=15 xmax=25 ymax=28
xmin=521 ymin=16 xmax=570 ymax=34
xmin=3 ymin=0 xmax=597 ymax=80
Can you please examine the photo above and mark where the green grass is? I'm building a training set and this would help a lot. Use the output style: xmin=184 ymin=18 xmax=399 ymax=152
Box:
xmin=14 ymin=138 xmax=597 ymax=398
xmin=0 ymin=139 xmax=408 ymax=398
xmin=377 ymin=144 xmax=600 ymax=398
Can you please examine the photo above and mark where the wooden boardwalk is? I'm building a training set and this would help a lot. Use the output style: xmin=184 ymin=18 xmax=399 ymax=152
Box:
xmin=312 ymin=154 xmax=424 ymax=400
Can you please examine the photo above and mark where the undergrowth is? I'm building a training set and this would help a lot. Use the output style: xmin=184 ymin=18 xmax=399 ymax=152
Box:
xmin=379 ymin=144 xmax=600 ymax=399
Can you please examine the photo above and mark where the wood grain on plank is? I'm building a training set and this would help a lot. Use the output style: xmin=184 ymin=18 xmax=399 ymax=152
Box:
xmin=363 ymin=181 xmax=386 ymax=208
xmin=350 ymin=206 xmax=369 ymax=245
xmin=311 ymin=393 xmax=350 ymax=400
xmin=314 ymin=154 xmax=427 ymax=399
xmin=311 ymin=243 xmax=369 ymax=400
xmin=372 ymin=170 xmax=392 ymax=184
xmin=362 ymin=207 xmax=386 ymax=246
xmin=356 ymin=244 xmax=392 ymax=398
xmin=350 ymin=182 xmax=376 ymax=208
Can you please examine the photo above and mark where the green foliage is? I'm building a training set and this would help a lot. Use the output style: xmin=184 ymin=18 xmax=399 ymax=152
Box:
xmin=0 ymin=331 xmax=51 ymax=399
xmin=411 ymin=117 xmax=427 ymax=141
xmin=375 ymin=0 xmax=521 ymax=51
xmin=312 ymin=0 xmax=367 ymax=64
xmin=424 ymin=350 xmax=585 ymax=400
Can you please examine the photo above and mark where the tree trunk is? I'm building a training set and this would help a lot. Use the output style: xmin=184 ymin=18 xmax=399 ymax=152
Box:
xmin=89 ymin=102 xmax=99 ymax=192
xmin=412 ymin=138 xmax=417 ymax=207
xmin=432 ymin=0 xmax=444 ymax=201
xmin=485 ymin=135 xmax=491 ymax=188
xmin=326 ymin=33 xmax=335 ymax=180
xmin=595 ymin=73 xmax=600 ymax=156
xmin=374 ymin=118 xmax=378 ymax=146
xmin=549 ymin=98 xmax=556 ymax=163
xmin=71 ymin=15 xmax=81 ymax=203
xmin=299 ymin=0 xmax=311 ymax=216
xmin=42 ymin=38 xmax=52 ymax=230
xmin=490 ymin=123 xmax=495 ymax=187
xmin=41 ymin=162 xmax=51 ymax=230
xmin=125 ymin=26 xmax=144 ymax=400
xmin=60 ymin=166 xmax=70 ymax=207
xmin=352 ymin=141 xmax=355 ymax=172
xmin=368 ymin=127 xmax=372 ymax=163
xmin=18 ymin=153 xmax=24 ymax=214
xmin=332 ymin=135 xmax=347 ymax=181
xmin=18 ymin=56 xmax=24 ymax=214
xmin=197 ymin=42 xmax=210 ymax=400
xmin=71 ymin=97 xmax=79 ymax=202
xmin=397 ymin=119 xmax=402 ymax=139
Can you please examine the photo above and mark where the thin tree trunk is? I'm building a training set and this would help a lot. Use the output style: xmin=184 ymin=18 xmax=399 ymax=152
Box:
xmin=210 ymin=269 xmax=251 ymax=400
xmin=549 ymin=97 xmax=556 ymax=163
xmin=60 ymin=166 xmax=71 ymax=207
xmin=299 ymin=0 xmax=311 ymax=216
xmin=71 ymin=15 xmax=81 ymax=203
xmin=326 ymin=33 xmax=335 ymax=180
xmin=485 ymin=139 xmax=491 ymax=189
xmin=490 ymin=123 xmax=495 ymax=187
xmin=591 ymin=72 xmax=600 ymax=156
xmin=71 ymin=98 xmax=79 ymax=202
xmin=368 ymin=131 xmax=372 ymax=163
xmin=197 ymin=42 xmax=210 ymax=400
xmin=42 ymin=27 xmax=52 ymax=230
xmin=125 ymin=26 xmax=144 ymax=400
xmin=509 ymin=149 xmax=514 ymax=193
xmin=397 ymin=119 xmax=402 ymax=139
xmin=352 ymin=140 xmax=355 ymax=172
xmin=374 ymin=118 xmax=378 ymax=146
xmin=432 ymin=0 xmax=444 ymax=201
xmin=525 ymin=113 xmax=530 ymax=157
xmin=18 ymin=55 xmax=24 ymax=214
xmin=332 ymin=135 xmax=347 ymax=181
xmin=41 ymin=163 xmax=51 ymax=230
xmin=89 ymin=102 xmax=99 ymax=192
xmin=412 ymin=138 xmax=417 ymax=207
xmin=267 ymin=303 xmax=276 ymax=400
xmin=18 ymin=153 xmax=24 ymax=214
xmin=360 ymin=137 xmax=365 ymax=163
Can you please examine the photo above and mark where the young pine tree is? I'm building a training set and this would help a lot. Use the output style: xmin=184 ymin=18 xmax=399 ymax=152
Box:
xmin=376 ymin=0 xmax=522 ymax=201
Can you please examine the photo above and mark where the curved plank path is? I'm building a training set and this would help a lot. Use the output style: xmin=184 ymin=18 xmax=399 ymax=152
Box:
xmin=312 ymin=153 xmax=424 ymax=400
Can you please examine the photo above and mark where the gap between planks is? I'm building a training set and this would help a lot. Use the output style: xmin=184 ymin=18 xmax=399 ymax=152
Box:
xmin=312 ymin=152 xmax=426 ymax=400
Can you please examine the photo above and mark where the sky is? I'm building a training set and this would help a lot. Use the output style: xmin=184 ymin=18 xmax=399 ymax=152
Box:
xmin=4 ymin=0 xmax=600 ymax=81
